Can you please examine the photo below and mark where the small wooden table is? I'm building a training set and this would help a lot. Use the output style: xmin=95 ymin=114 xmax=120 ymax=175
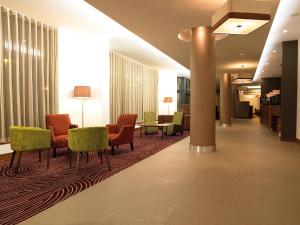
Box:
xmin=139 ymin=123 xmax=174 ymax=139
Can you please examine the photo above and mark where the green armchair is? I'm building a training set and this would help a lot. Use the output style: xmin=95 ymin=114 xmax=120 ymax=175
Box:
xmin=164 ymin=112 xmax=185 ymax=136
xmin=9 ymin=126 xmax=51 ymax=170
xmin=144 ymin=112 xmax=158 ymax=134
xmin=68 ymin=127 xmax=110 ymax=173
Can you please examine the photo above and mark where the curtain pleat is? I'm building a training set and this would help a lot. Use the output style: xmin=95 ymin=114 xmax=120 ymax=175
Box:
xmin=0 ymin=6 xmax=58 ymax=143
xmin=109 ymin=51 xmax=158 ymax=123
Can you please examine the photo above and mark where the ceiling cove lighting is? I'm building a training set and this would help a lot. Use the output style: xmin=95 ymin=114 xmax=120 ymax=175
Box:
xmin=253 ymin=0 xmax=296 ymax=81
xmin=212 ymin=0 xmax=271 ymax=35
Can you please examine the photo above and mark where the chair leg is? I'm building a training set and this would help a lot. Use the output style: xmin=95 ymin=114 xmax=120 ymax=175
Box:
xmin=69 ymin=151 xmax=73 ymax=168
xmin=16 ymin=152 xmax=22 ymax=170
xmin=39 ymin=149 xmax=42 ymax=163
xmin=130 ymin=142 xmax=134 ymax=152
xmin=9 ymin=151 xmax=16 ymax=167
xmin=111 ymin=146 xmax=115 ymax=155
xmin=76 ymin=152 xmax=80 ymax=174
xmin=47 ymin=149 xmax=50 ymax=169
xmin=86 ymin=152 xmax=89 ymax=162
xmin=104 ymin=149 xmax=111 ymax=171
xmin=53 ymin=148 xmax=56 ymax=158
xmin=99 ymin=150 xmax=103 ymax=163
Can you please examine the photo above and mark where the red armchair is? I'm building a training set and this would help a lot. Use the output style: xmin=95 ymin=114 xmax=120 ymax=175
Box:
xmin=106 ymin=114 xmax=137 ymax=155
xmin=45 ymin=114 xmax=78 ymax=157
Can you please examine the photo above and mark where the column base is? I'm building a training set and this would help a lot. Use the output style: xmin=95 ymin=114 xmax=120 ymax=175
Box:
xmin=220 ymin=123 xmax=231 ymax=127
xmin=189 ymin=144 xmax=216 ymax=153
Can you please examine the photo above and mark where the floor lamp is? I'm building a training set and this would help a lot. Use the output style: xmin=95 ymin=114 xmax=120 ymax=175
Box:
xmin=164 ymin=97 xmax=173 ymax=115
xmin=74 ymin=86 xmax=91 ymax=127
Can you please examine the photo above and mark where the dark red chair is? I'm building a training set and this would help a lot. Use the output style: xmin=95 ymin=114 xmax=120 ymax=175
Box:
xmin=45 ymin=114 xmax=78 ymax=157
xmin=106 ymin=114 xmax=137 ymax=155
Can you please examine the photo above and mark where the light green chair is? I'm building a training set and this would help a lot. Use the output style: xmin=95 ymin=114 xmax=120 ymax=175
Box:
xmin=9 ymin=126 xmax=51 ymax=170
xmin=68 ymin=127 xmax=110 ymax=173
xmin=144 ymin=112 xmax=158 ymax=134
xmin=163 ymin=112 xmax=184 ymax=136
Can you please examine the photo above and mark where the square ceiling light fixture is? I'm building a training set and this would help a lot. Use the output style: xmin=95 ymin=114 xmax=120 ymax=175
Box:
xmin=212 ymin=0 xmax=271 ymax=35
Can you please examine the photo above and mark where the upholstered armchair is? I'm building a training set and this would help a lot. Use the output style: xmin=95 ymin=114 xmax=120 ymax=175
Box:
xmin=106 ymin=114 xmax=137 ymax=155
xmin=144 ymin=112 xmax=158 ymax=134
xmin=68 ymin=127 xmax=110 ymax=173
xmin=9 ymin=126 xmax=51 ymax=170
xmin=164 ymin=112 xmax=184 ymax=136
xmin=45 ymin=114 xmax=78 ymax=157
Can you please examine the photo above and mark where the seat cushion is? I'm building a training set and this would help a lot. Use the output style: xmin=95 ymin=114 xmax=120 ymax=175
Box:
xmin=53 ymin=135 xmax=68 ymax=148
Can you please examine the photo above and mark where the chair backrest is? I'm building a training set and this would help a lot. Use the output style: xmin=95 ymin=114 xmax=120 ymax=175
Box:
xmin=116 ymin=114 xmax=137 ymax=131
xmin=10 ymin=126 xmax=51 ymax=151
xmin=68 ymin=127 xmax=108 ymax=152
xmin=172 ymin=112 xmax=184 ymax=125
xmin=144 ymin=112 xmax=156 ymax=123
xmin=45 ymin=114 xmax=71 ymax=136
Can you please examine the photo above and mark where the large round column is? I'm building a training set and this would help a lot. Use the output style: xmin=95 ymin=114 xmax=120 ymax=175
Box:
xmin=220 ymin=73 xmax=232 ymax=127
xmin=190 ymin=26 xmax=216 ymax=153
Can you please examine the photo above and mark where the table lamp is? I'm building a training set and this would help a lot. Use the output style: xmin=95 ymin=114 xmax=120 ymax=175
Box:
xmin=74 ymin=86 xmax=91 ymax=127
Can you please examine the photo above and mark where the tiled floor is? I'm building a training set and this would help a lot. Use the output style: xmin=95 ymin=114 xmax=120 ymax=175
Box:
xmin=21 ymin=118 xmax=300 ymax=225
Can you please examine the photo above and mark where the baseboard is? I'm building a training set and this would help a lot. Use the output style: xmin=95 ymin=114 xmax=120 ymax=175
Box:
xmin=296 ymin=139 xmax=300 ymax=144
xmin=280 ymin=137 xmax=297 ymax=142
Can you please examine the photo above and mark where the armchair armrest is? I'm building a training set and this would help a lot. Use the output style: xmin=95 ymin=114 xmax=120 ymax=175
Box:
xmin=117 ymin=125 xmax=135 ymax=141
xmin=46 ymin=126 xmax=56 ymax=143
xmin=106 ymin=124 xmax=118 ymax=134
xmin=70 ymin=124 xmax=78 ymax=129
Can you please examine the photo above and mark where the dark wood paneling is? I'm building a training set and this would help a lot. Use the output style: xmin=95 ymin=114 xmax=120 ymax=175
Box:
xmin=281 ymin=40 xmax=298 ymax=141
xmin=261 ymin=78 xmax=281 ymax=96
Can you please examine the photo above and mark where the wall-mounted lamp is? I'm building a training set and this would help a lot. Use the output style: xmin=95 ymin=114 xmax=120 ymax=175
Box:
xmin=74 ymin=86 xmax=91 ymax=127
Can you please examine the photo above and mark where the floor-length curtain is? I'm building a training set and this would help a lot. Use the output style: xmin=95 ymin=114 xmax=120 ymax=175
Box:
xmin=0 ymin=6 xmax=58 ymax=143
xmin=110 ymin=51 xmax=158 ymax=123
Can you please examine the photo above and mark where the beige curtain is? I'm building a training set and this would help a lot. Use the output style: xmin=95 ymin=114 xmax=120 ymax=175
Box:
xmin=0 ymin=6 xmax=58 ymax=143
xmin=110 ymin=51 xmax=158 ymax=123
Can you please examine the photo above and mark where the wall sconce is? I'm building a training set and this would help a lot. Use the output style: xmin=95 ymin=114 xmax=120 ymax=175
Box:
xmin=74 ymin=86 xmax=91 ymax=127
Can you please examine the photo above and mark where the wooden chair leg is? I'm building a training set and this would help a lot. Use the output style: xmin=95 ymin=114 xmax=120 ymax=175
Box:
xmin=130 ymin=142 xmax=134 ymax=151
xmin=16 ymin=152 xmax=22 ymax=169
xmin=47 ymin=149 xmax=50 ymax=169
xmin=69 ymin=150 xmax=73 ymax=168
xmin=9 ymin=151 xmax=16 ymax=167
xmin=99 ymin=150 xmax=103 ymax=163
xmin=86 ymin=152 xmax=89 ymax=162
xmin=38 ymin=149 xmax=42 ymax=163
xmin=104 ymin=149 xmax=111 ymax=171
xmin=53 ymin=148 xmax=56 ymax=158
xmin=111 ymin=146 xmax=115 ymax=155
xmin=76 ymin=152 xmax=80 ymax=174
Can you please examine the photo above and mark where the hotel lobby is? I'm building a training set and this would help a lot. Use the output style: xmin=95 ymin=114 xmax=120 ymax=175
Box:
xmin=1 ymin=0 xmax=300 ymax=225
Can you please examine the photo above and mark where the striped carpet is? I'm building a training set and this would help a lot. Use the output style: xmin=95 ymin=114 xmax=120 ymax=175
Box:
xmin=0 ymin=131 xmax=189 ymax=225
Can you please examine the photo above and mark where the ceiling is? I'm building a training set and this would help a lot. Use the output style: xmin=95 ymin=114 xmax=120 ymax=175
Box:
xmin=0 ymin=0 xmax=188 ymax=73
xmin=86 ymin=0 xmax=279 ymax=78
xmin=254 ymin=0 xmax=300 ymax=80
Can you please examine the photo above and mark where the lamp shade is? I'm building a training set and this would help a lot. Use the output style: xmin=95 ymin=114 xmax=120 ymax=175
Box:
xmin=164 ymin=97 xmax=173 ymax=103
xmin=74 ymin=86 xmax=91 ymax=98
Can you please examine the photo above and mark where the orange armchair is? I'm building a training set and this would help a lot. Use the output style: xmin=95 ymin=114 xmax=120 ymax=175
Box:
xmin=106 ymin=114 xmax=137 ymax=155
xmin=45 ymin=114 xmax=78 ymax=157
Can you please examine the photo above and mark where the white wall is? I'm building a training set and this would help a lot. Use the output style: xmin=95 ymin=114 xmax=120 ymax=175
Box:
xmin=158 ymin=70 xmax=178 ymax=115
xmin=58 ymin=29 xmax=110 ymax=127
xmin=297 ymin=38 xmax=300 ymax=140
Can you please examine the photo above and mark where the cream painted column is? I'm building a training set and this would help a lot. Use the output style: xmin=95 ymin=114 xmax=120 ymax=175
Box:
xmin=220 ymin=73 xmax=232 ymax=127
xmin=190 ymin=26 xmax=216 ymax=152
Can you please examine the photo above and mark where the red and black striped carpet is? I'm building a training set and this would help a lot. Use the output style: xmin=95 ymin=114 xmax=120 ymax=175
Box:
xmin=0 ymin=131 xmax=188 ymax=225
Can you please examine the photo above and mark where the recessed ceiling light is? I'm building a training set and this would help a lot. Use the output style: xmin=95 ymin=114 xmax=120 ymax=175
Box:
xmin=272 ymin=50 xmax=277 ymax=53
xmin=283 ymin=29 xmax=288 ymax=33
xmin=241 ymin=65 xmax=245 ymax=68
xmin=236 ymin=25 xmax=242 ymax=28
